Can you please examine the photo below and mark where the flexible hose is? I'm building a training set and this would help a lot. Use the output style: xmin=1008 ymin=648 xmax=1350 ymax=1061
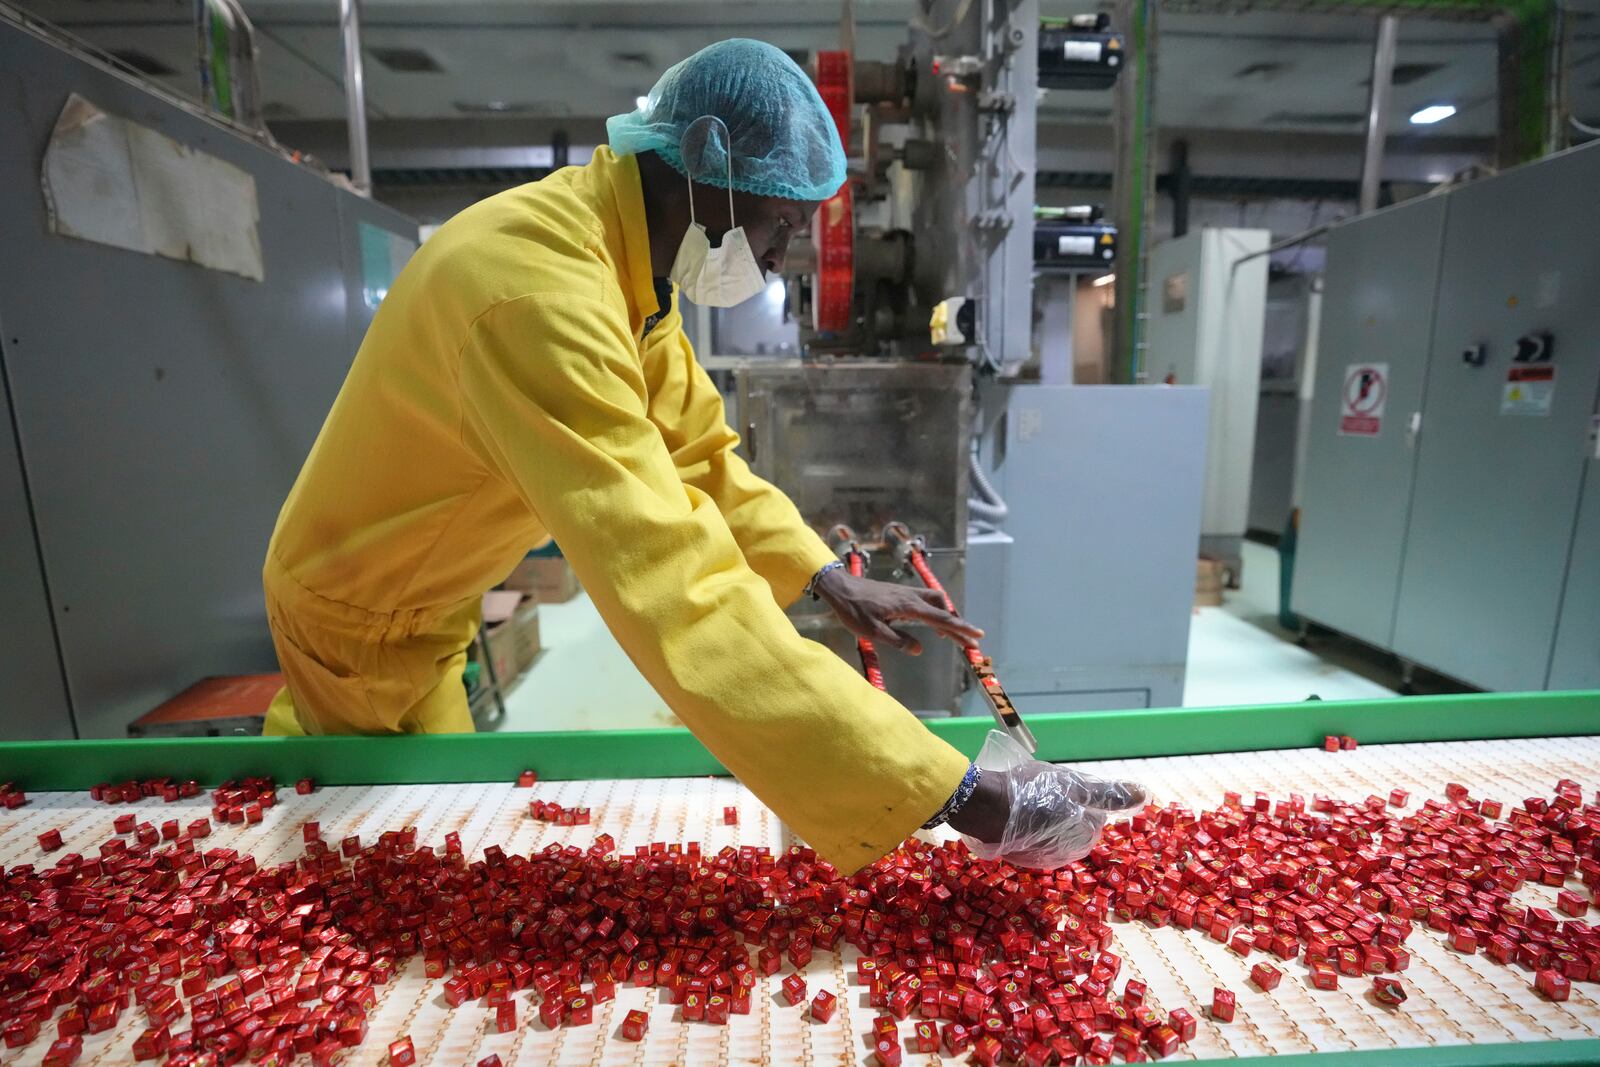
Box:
xmin=968 ymin=452 xmax=1009 ymax=523
xmin=847 ymin=551 xmax=887 ymax=691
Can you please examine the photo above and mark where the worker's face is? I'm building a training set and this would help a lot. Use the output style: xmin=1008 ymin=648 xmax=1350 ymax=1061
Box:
xmin=692 ymin=184 xmax=820 ymax=277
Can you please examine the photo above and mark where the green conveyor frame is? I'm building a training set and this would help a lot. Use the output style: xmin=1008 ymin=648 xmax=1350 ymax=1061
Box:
xmin=3 ymin=691 xmax=1594 ymax=791
xmin=2 ymin=690 xmax=1597 ymax=1067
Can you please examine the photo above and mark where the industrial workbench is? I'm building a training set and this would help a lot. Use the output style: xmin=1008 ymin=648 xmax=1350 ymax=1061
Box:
xmin=2 ymin=691 xmax=1597 ymax=1066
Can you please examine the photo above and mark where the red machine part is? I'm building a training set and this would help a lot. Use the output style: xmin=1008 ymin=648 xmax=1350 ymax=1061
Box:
xmin=812 ymin=50 xmax=854 ymax=334
xmin=814 ymin=180 xmax=854 ymax=333
xmin=815 ymin=50 xmax=851 ymax=147
xmin=907 ymin=547 xmax=984 ymax=671
xmin=846 ymin=550 xmax=887 ymax=691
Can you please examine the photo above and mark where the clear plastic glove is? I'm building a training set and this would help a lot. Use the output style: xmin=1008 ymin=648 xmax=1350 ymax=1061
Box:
xmin=958 ymin=730 xmax=1149 ymax=870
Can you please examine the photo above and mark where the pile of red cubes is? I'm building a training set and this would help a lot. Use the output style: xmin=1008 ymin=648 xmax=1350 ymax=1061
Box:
xmin=1 ymin=774 xmax=1595 ymax=1067
xmin=89 ymin=778 xmax=203 ymax=805
xmin=527 ymin=801 xmax=591 ymax=826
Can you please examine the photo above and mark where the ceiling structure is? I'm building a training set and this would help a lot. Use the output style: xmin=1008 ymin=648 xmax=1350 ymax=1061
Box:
xmin=12 ymin=0 xmax=1598 ymax=187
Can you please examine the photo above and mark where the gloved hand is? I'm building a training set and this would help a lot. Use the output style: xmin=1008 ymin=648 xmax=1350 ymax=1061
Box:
xmin=958 ymin=730 xmax=1148 ymax=870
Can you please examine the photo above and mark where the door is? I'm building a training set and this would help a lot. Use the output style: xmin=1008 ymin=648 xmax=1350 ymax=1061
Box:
xmin=1292 ymin=197 xmax=1447 ymax=648
xmin=1548 ymin=418 xmax=1600 ymax=689
xmin=1392 ymin=145 xmax=1600 ymax=691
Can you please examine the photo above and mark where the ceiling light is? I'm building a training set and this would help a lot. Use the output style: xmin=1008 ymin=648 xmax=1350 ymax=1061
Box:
xmin=635 ymin=95 xmax=650 ymax=112
xmin=1409 ymin=104 xmax=1456 ymax=125
xmin=1093 ymin=273 xmax=1116 ymax=287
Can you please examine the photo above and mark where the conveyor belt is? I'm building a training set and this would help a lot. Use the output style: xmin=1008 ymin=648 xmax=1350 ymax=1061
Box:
xmin=2 ymin=736 xmax=1597 ymax=1064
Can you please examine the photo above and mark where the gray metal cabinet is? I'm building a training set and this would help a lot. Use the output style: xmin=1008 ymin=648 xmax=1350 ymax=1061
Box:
xmin=0 ymin=361 xmax=74 ymax=739
xmin=1391 ymin=147 xmax=1600 ymax=690
xmin=0 ymin=17 xmax=417 ymax=737
xmin=1292 ymin=197 xmax=1448 ymax=649
xmin=1295 ymin=142 xmax=1600 ymax=692
xmin=975 ymin=384 xmax=1209 ymax=712
xmin=1549 ymin=447 xmax=1600 ymax=689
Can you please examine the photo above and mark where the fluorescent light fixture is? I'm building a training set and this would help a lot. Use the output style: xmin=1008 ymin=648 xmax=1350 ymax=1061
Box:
xmin=1093 ymin=273 xmax=1116 ymax=287
xmin=1409 ymin=104 xmax=1456 ymax=125
xmin=635 ymin=95 xmax=650 ymax=111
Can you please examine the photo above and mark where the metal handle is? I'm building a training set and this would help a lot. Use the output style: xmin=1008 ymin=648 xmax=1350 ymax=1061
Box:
xmin=745 ymin=422 xmax=757 ymax=461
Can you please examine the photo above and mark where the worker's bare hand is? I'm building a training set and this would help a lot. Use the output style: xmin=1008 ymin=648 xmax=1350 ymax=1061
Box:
xmin=813 ymin=568 xmax=984 ymax=656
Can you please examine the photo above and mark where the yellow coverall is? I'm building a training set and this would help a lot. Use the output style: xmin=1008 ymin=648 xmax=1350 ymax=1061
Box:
xmin=263 ymin=146 xmax=969 ymax=873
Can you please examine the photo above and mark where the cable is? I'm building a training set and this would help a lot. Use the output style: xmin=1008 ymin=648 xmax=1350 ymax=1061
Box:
xmin=846 ymin=550 xmax=887 ymax=691
xmin=967 ymin=450 xmax=1009 ymax=523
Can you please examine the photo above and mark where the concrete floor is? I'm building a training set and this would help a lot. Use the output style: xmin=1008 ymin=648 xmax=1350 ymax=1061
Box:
xmin=1182 ymin=540 xmax=1395 ymax=708
xmin=497 ymin=540 xmax=1396 ymax=732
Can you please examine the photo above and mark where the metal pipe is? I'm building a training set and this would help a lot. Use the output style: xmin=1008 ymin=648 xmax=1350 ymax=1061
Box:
xmin=218 ymin=0 xmax=264 ymax=131
xmin=1109 ymin=0 xmax=1155 ymax=383
xmin=1169 ymin=138 xmax=1191 ymax=238
xmin=1547 ymin=0 xmax=1568 ymax=153
xmin=338 ymin=0 xmax=371 ymax=195
xmin=1358 ymin=14 xmax=1399 ymax=214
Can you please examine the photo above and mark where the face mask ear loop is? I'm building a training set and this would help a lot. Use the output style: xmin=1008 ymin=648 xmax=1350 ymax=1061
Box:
xmin=724 ymin=149 xmax=736 ymax=230
xmin=683 ymin=170 xmax=697 ymax=228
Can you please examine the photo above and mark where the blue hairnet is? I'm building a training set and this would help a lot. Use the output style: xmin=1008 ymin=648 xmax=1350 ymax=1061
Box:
xmin=607 ymin=39 xmax=846 ymax=203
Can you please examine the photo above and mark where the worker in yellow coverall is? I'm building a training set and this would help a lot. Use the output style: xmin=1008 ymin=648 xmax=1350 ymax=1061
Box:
xmin=264 ymin=39 xmax=1144 ymax=873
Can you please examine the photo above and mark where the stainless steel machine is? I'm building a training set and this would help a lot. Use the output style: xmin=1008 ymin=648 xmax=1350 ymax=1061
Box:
xmin=1294 ymin=141 xmax=1600 ymax=693
xmin=723 ymin=0 xmax=1209 ymax=714
xmin=736 ymin=361 xmax=972 ymax=712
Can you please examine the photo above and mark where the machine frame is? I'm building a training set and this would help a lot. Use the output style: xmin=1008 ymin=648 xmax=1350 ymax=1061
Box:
xmin=5 ymin=691 xmax=1593 ymax=790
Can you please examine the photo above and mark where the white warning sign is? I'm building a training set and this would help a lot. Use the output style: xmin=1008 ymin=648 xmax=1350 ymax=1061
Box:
xmin=1502 ymin=365 xmax=1556 ymax=417
xmin=1339 ymin=363 xmax=1388 ymax=437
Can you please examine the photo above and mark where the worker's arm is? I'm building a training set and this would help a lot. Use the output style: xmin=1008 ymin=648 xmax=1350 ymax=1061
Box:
xmin=641 ymin=303 xmax=983 ymax=652
xmin=457 ymin=291 xmax=971 ymax=874
xmin=638 ymin=300 xmax=832 ymax=606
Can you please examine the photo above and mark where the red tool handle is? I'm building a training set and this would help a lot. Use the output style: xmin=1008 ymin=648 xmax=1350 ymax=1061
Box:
xmin=907 ymin=548 xmax=983 ymax=668
xmin=846 ymin=551 xmax=887 ymax=691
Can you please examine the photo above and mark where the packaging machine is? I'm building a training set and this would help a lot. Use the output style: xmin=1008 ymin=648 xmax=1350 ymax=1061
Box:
xmin=720 ymin=0 xmax=1208 ymax=717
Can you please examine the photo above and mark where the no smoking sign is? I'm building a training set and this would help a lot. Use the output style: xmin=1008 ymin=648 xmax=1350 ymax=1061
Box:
xmin=1339 ymin=363 xmax=1388 ymax=437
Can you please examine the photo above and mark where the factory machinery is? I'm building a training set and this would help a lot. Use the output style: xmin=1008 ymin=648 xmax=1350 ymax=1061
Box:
xmin=730 ymin=0 xmax=1208 ymax=716
xmin=1293 ymin=142 xmax=1600 ymax=694
xmin=1 ymin=692 xmax=1596 ymax=1066
xmin=0 ymin=10 xmax=418 ymax=741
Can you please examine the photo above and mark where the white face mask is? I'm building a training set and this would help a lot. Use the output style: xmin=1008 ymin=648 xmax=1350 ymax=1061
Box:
xmin=668 ymin=166 xmax=767 ymax=308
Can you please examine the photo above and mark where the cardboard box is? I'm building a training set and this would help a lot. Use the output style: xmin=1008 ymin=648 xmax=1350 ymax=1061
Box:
xmin=481 ymin=619 xmax=521 ymax=684
xmin=130 ymin=674 xmax=282 ymax=737
xmin=481 ymin=589 xmax=522 ymax=625
xmin=509 ymin=597 xmax=541 ymax=673
xmin=479 ymin=592 xmax=541 ymax=683
xmin=503 ymin=556 xmax=581 ymax=603
xmin=1195 ymin=557 xmax=1224 ymax=608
